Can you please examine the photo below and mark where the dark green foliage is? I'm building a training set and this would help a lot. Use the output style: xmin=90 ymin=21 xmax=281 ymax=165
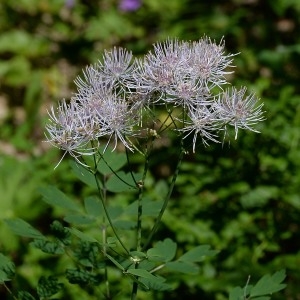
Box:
xmin=229 ymin=270 xmax=286 ymax=300
xmin=37 ymin=276 xmax=63 ymax=298
xmin=0 ymin=254 xmax=15 ymax=283
xmin=65 ymin=268 xmax=102 ymax=285
xmin=17 ymin=291 xmax=36 ymax=300
xmin=31 ymin=239 xmax=65 ymax=255
xmin=50 ymin=221 xmax=72 ymax=246
xmin=0 ymin=0 xmax=298 ymax=299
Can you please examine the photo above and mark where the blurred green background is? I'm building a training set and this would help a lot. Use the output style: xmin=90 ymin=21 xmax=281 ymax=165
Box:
xmin=0 ymin=0 xmax=300 ymax=299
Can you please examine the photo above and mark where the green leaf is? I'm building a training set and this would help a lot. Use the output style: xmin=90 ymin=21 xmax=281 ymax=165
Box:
xmin=31 ymin=239 xmax=65 ymax=255
xmin=84 ymin=196 xmax=103 ymax=218
xmin=107 ymin=206 xmax=123 ymax=219
xmin=50 ymin=221 xmax=71 ymax=246
xmin=0 ymin=253 xmax=15 ymax=283
xmin=69 ymin=228 xmax=98 ymax=243
xmin=229 ymin=286 xmax=244 ymax=300
xmin=130 ymin=251 xmax=147 ymax=259
xmin=178 ymin=245 xmax=218 ymax=263
xmin=147 ymin=238 xmax=177 ymax=262
xmin=37 ymin=276 xmax=63 ymax=298
xmin=70 ymin=161 xmax=99 ymax=189
xmin=64 ymin=214 xmax=95 ymax=225
xmin=97 ymin=150 xmax=127 ymax=175
xmin=66 ymin=269 xmax=101 ymax=285
xmin=126 ymin=268 xmax=164 ymax=282
xmin=106 ymin=254 xmax=125 ymax=271
xmin=140 ymin=277 xmax=172 ymax=291
xmin=17 ymin=291 xmax=36 ymax=300
xmin=39 ymin=185 xmax=82 ymax=212
xmin=4 ymin=218 xmax=45 ymax=240
xmin=74 ymin=241 xmax=100 ymax=268
xmin=250 ymin=270 xmax=287 ymax=297
xmin=113 ymin=220 xmax=136 ymax=230
xmin=106 ymin=171 xmax=139 ymax=192
xmin=125 ymin=198 xmax=163 ymax=217
xmin=165 ymin=261 xmax=199 ymax=274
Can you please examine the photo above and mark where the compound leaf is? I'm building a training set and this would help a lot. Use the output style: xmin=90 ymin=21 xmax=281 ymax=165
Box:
xmin=250 ymin=269 xmax=286 ymax=297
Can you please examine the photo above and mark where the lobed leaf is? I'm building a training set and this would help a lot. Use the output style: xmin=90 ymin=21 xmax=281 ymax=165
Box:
xmin=178 ymin=245 xmax=218 ymax=263
xmin=147 ymin=238 xmax=177 ymax=262
xmin=229 ymin=286 xmax=244 ymax=300
xmin=250 ymin=269 xmax=287 ymax=297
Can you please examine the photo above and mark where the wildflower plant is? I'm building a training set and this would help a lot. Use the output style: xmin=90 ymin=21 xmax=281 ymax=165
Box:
xmin=1 ymin=37 xmax=286 ymax=299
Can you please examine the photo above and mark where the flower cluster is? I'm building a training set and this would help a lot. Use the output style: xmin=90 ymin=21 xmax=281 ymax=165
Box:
xmin=45 ymin=37 xmax=264 ymax=167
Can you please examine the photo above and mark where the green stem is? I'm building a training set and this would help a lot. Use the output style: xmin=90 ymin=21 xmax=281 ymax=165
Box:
xmin=131 ymin=137 xmax=154 ymax=300
xmin=91 ymin=154 xmax=130 ymax=256
xmin=100 ymin=176 xmax=110 ymax=299
xmin=142 ymin=141 xmax=185 ymax=251
xmin=95 ymin=173 xmax=129 ymax=255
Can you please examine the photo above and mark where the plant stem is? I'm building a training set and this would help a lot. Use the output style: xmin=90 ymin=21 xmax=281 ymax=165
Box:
xmin=91 ymin=156 xmax=130 ymax=256
xmin=101 ymin=176 xmax=110 ymax=299
xmin=142 ymin=142 xmax=184 ymax=251
xmin=130 ymin=137 xmax=154 ymax=300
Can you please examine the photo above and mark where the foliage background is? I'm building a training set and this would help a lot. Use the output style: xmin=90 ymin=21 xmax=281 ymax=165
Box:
xmin=0 ymin=0 xmax=299 ymax=299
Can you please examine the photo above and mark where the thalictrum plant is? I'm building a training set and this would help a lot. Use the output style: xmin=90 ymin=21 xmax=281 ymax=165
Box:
xmin=1 ymin=37 xmax=286 ymax=300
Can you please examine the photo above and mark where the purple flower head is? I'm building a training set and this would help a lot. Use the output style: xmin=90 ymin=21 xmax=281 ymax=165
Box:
xmin=119 ymin=0 xmax=141 ymax=12
xmin=65 ymin=0 xmax=75 ymax=9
